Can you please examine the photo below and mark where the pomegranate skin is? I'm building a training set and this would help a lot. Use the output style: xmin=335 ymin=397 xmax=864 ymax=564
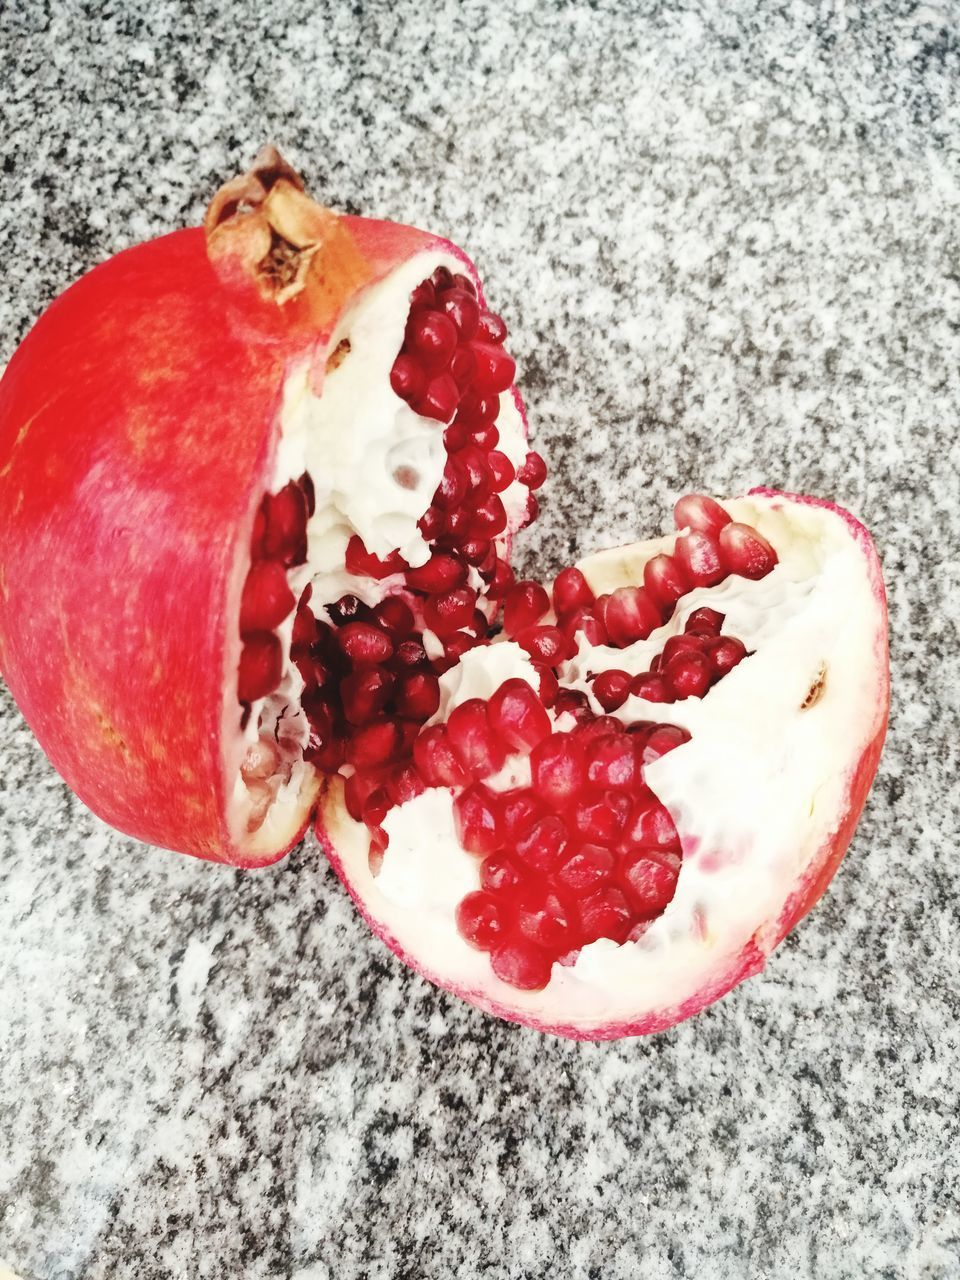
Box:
xmin=0 ymin=191 xmax=521 ymax=865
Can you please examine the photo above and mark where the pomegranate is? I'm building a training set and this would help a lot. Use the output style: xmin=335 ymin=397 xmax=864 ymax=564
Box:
xmin=0 ymin=147 xmax=538 ymax=866
xmin=319 ymin=491 xmax=889 ymax=1039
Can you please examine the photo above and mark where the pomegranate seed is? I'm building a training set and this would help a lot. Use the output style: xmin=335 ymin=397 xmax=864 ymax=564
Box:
xmin=488 ymin=558 xmax=515 ymax=600
xmin=444 ymin=508 xmax=472 ymax=541
xmin=344 ymin=770 xmax=381 ymax=822
xmin=467 ymin=608 xmax=490 ymax=639
xmin=578 ymin=887 xmax=633 ymax=945
xmin=237 ymin=632 xmax=283 ymax=703
xmin=437 ymin=288 xmax=480 ymax=339
xmin=239 ymin=560 xmax=295 ymax=635
xmin=501 ymin=789 xmax=543 ymax=840
xmin=418 ymin=505 xmax=444 ymax=540
xmin=665 ymin=650 xmax=713 ymax=699
xmin=478 ymin=310 xmax=508 ymax=343
xmin=561 ymin=608 xmax=608 ymax=652
xmin=363 ymin=786 xmax=389 ymax=828
xmin=553 ymin=689 xmax=593 ymax=724
xmin=516 ymin=625 xmax=566 ymax=665
xmin=585 ymin=734 xmax=641 ymax=789
xmin=517 ymin=450 xmax=547 ymax=489
xmin=449 ymin=347 xmax=476 ymax=390
xmin=389 ymin=353 xmax=425 ymax=402
xmin=521 ymin=492 xmax=540 ymax=529
xmin=673 ymin=493 xmax=732 ymax=535
xmin=639 ymin=725 xmax=690 ymax=766
xmin=488 ymin=678 xmax=551 ymax=751
xmin=675 ymin=530 xmax=725 ymax=587
xmin=291 ymin=588 xmax=318 ymax=647
xmin=531 ymin=735 xmax=587 ymax=808
xmin=417 ymin=373 xmax=460 ymax=423
xmin=453 ymin=272 xmax=476 ymax=296
xmin=557 ymin=844 xmax=616 ymax=894
xmin=346 ymin=719 xmax=401 ymax=769
xmin=441 ymin=632 xmax=481 ymax=667
xmin=387 ymin=762 xmax=426 ymax=807
xmin=337 ymin=621 xmax=395 ymax=663
xmin=373 ymin=596 xmax=415 ymax=635
xmin=552 ymin=567 xmax=595 ymax=618
xmin=704 ymin=634 xmax=748 ymax=675
xmin=643 ymin=553 xmax=689 ymax=614
xmin=241 ymin=735 xmax=282 ymax=784
xmin=470 ymin=341 xmax=516 ymax=394
xmin=490 ymin=940 xmax=551 ymax=990
xmin=411 ymin=280 xmax=435 ymax=307
xmin=719 ymin=522 xmax=779 ymax=579
xmin=453 ymin=783 xmax=503 ymax=855
xmin=405 ymin=552 xmax=467 ymax=593
xmin=630 ymin=673 xmax=674 ymax=703
xmin=262 ymin=483 xmax=308 ymax=566
xmin=503 ymin=580 xmax=550 ymax=636
xmin=413 ymin=725 xmax=468 ymax=787
xmin=341 ymin=666 xmax=395 ymax=725
xmin=423 ymin=586 xmax=477 ymax=636
xmin=470 ymin=424 xmax=500 ymax=450
xmin=447 ymin=699 xmax=506 ymax=778
xmin=469 ymin=493 xmax=508 ymax=538
xmin=515 ymin=815 xmax=570 ymax=872
xmin=327 ymin=594 xmax=367 ymax=626
xmin=458 ymin=446 xmax=491 ymax=495
xmin=685 ymin=607 xmax=725 ymax=635
xmin=599 ymin=587 xmax=661 ymax=647
xmin=395 ymin=638 xmax=428 ymax=669
xmin=461 ymin=538 xmax=492 ymax=567
xmin=444 ymin=422 xmax=469 ymax=452
xmin=517 ymin=889 xmax=574 ymax=950
xmin=487 ymin=451 xmax=515 ymax=492
xmin=661 ymin=633 xmax=708 ymax=664
xmin=535 ymin=664 xmax=560 ymax=707
xmin=345 ymin=536 xmax=406 ymax=579
xmin=573 ymin=716 xmax=623 ymax=745
xmin=456 ymin=891 xmax=508 ymax=950
xmin=455 ymin=389 xmax=499 ymax=428
xmin=394 ymin=670 xmax=441 ymax=719
xmin=434 ymin=460 xmax=468 ymax=511
xmin=591 ymin=669 xmax=632 ymax=712
xmin=481 ymin=853 xmax=527 ymax=894
xmin=621 ymin=849 xmax=681 ymax=916
xmin=407 ymin=309 xmax=458 ymax=369
xmin=573 ymin=794 xmax=628 ymax=844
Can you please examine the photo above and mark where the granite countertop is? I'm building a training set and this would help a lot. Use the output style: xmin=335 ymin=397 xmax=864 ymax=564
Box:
xmin=1 ymin=3 xmax=958 ymax=1278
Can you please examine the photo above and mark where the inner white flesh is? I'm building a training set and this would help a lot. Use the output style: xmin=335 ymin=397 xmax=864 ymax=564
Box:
xmin=327 ymin=494 xmax=886 ymax=1029
xmin=230 ymin=251 xmax=530 ymax=855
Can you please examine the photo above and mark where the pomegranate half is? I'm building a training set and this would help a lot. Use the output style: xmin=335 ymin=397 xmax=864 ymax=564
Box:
xmin=319 ymin=490 xmax=889 ymax=1039
xmin=0 ymin=149 xmax=540 ymax=866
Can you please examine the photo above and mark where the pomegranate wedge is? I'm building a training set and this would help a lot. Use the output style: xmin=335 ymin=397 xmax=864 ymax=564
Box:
xmin=319 ymin=491 xmax=889 ymax=1039
xmin=0 ymin=148 xmax=537 ymax=865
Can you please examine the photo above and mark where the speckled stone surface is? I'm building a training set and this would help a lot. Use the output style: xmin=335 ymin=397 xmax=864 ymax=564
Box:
xmin=1 ymin=3 xmax=958 ymax=1277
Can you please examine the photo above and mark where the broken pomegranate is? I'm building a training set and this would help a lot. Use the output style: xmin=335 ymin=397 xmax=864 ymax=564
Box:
xmin=320 ymin=490 xmax=889 ymax=1039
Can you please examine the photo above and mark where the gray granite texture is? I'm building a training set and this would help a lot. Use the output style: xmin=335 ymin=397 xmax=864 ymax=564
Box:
xmin=1 ymin=1 xmax=958 ymax=1277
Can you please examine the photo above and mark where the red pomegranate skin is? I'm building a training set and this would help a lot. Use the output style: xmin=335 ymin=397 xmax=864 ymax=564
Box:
xmin=0 ymin=213 xmax=477 ymax=866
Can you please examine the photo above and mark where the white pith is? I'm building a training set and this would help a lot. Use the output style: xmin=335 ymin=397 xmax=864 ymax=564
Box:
xmin=227 ymin=251 xmax=529 ymax=856
xmin=322 ymin=493 xmax=887 ymax=1032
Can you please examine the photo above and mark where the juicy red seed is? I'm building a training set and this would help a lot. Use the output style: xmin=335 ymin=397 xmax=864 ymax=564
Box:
xmin=639 ymin=726 xmax=690 ymax=767
xmin=239 ymin=560 xmax=295 ymax=635
xmin=438 ymin=288 xmax=480 ymax=339
xmin=621 ymin=849 xmax=681 ymax=916
xmin=487 ymin=450 xmax=515 ymax=492
xmin=418 ymin=505 xmax=444 ymax=540
xmin=517 ymin=451 xmax=547 ymax=489
xmin=719 ymin=522 xmax=779 ymax=579
xmin=238 ymin=632 xmax=283 ymax=703
xmin=673 ymin=493 xmax=732 ymax=535
xmin=552 ymin=567 xmax=595 ymax=618
xmin=457 ymin=891 xmax=508 ymax=951
xmin=685 ymin=607 xmax=725 ymax=635
xmin=337 ymin=621 xmax=395 ymax=663
xmin=454 ymin=272 xmax=476 ymax=296
xmin=488 ymin=678 xmax=552 ymax=751
xmin=341 ymin=666 xmax=395 ymax=725
xmin=536 ymin=664 xmax=560 ymax=707
xmin=675 ymin=529 xmax=725 ymax=587
xmin=561 ymin=608 xmax=608 ymax=652
xmin=440 ymin=632 xmax=481 ymax=668
xmin=373 ymin=597 xmax=415 ymax=635
xmin=447 ymin=699 xmax=506 ymax=778
xmin=261 ymin=483 xmax=308 ymax=565
xmin=344 ymin=770 xmax=380 ymax=822
xmin=503 ymin=580 xmax=550 ymax=637
xmin=423 ymin=586 xmax=477 ymax=636
xmin=411 ymin=280 xmax=435 ymax=307
xmin=432 ymin=265 xmax=455 ymax=291
xmin=413 ymin=725 xmax=468 ymax=786
xmin=327 ymin=594 xmax=367 ymax=625
xmin=531 ymin=736 xmax=587 ymax=808
xmin=578 ymin=887 xmax=633 ymax=945
xmin=517 ymin=890 xmax=574 ymax=950
xmin=444 ymin=422 xmax=469 ymax=453
xmin=490 ymin=940 xmax=551 ymax=990
xmin=461 ymin=538 xmax=492 ymax=567
xmin=704 ymin=635 xmax=748 ymax=675
xmin=592 ymin=669 xmax=632 ymax=712
xmin=387 ymin=763 xmax=426 ymax=807
xmin=553 ymin=689 xmax=593 ymax=723
xmin=481 ymin=853 xmax=527 ymax=894
xmin=516 ymin=625 xmax=566 ymax=665
xmin=455 ymin=389 xmax=499 ymax=428
xmin=665 ymin=651 xmax=713 ymax=700
xmin=488 ymin=558 xmax=515 ymax=599
xmin=407 ymin=309 xmax=458 ymax=369
xmin=515 ymin=815 xmax=570 ymax=872
xmin=345 ymin=535 xmax=406 ymax=579
xmin=469 ymin=493 xmax=508 ymax=538
xmin=501 ymin=790 xmax=544 ymax=840
xmin=291 ymin=587 xmax=318 ymax=647
xmin=573 ymin=795 xmax=628 ymax=844
xmin=470 ymin=424 xmax=499 ymax=450
xmin=363 ymin=786 xmax=390 ymax=827
xmin=444 ymin=508 xmax=472 ymax=540
xmin=661 ymin=633 xmax=708 ymax=664
xmin=453 ymin=783 xmax=503 ymax=855
xmin=467 ymin=608 xmax=490 ymax=639
xmin=449 ymin=346 xmax=476 ymax=390
xmin=478 ymin=310 xmax=508 ymax=343
xmin=417 ymin=373 xmax=460 ymax=423
xmin=435 ymin=460 xmax=468 ymax=512
xmin=630 ymin=673 xmax=675 ymax=703
xmin=643 ymin=553 xmax=689 ymax=613
xmin=573 ymin=716 xmax=624 ymax=744
xmin=346 ymin=719 xmax=401 ymax=769
xmin=599 ymin=586 xmax=661 ymax=647
xmin=470 ymin=341 xmax=516 ymax=394
xmin=586 ymin=735 xmax=641 ymax=789
xmin=389 ymin=353 xmax=426 ymax=402
xmin=394 ymin=670 xmax=441 ymax=719
xmin=395 ymin=638 xmax=428 ymax=669
xmin=557 ymin=844 xmax=616 ymax=894
xmin=405 ymin=552 xmax=467 ymax=593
